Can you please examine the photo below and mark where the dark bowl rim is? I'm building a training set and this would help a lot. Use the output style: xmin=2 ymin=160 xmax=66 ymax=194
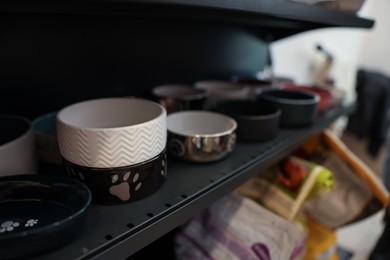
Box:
xmin=0 ymin=174 xmax=91 ymax=240
xmin=212 ymin=100 xmax=282 ymax=121
xmin=256 ymin=89 xmax=320 ymax=105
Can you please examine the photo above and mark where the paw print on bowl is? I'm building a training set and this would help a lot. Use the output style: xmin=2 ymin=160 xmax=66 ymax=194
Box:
xmin=63 ymin=148 xmax=167 ymax=205
xmin=168 ymin=138 xmax=186 ymax=157
xmin=161 ymin=156 xmax=166 ymax=176
xmin=25 ymin=219 xmax=38 ymax=227
xmin=0 ymin=221 xmax=20 ymax=233
xmin=109 ymin=171 xmax=142 ymax=201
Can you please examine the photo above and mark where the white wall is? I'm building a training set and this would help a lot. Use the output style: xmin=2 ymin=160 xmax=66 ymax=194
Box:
xmin=270 ymin=0 xmax=385 ymax=103
xmin=359 ymin=0 xmax=390 ymax=76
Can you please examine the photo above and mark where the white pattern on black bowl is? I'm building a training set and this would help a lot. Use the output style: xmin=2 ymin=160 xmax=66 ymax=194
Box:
xmin=63 ymin=148 xmax=167 ymax=205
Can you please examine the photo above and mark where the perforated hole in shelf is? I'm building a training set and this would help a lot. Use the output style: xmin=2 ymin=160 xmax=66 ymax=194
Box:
xmin=165 ymin=203 xmax=172 ymax=208
xmin=181 ymin=194 xmax=188 ymax=199
xmin=105 ymin=235 xmax=113 ymax=240
xmin=127 ymin=223 xmax=134 ymax=229
xmin=147 ymin=213 xmax=154 ymax=218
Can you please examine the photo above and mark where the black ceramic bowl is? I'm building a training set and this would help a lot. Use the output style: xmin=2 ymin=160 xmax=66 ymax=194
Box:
xmin=212 ymin=100 xmax=281 ymax=142
xmin=256 ymin=89 xmax=319 ymax=127
xmin=63 ymin=148 xmax=167 ymax=205
xmin=0 ymin=174 xmax=91 ymax=259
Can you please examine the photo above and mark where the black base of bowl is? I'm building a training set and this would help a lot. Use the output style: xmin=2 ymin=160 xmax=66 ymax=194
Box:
xmin=63 ymin=149 xmax=167 ymax=205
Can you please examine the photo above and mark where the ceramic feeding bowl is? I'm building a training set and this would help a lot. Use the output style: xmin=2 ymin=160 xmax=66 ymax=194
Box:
xmin=256 ymin=89 xmax=319 ymax=127
xmin=63 ymin=149 xmax=167 ymax=205
xmin=57 ymin=97 xmax=167 ymax=168
xmin=0 ymin=174 xmax=91 ymax=259
xmin=167 ymin=111 xmax=237 ymax=163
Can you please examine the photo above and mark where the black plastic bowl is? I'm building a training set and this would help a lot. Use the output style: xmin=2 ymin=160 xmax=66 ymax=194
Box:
xmin=212 ymin=100 xmax=281 ymax=142
xmin=256 ymin=89 xmax=319 ymax=127
xmin=0 ymin=174 xmax=91 ymax=259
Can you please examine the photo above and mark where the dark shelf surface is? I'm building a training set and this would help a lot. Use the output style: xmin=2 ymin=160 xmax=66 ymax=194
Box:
xmin=0 ymin=0 xmax=374 ymax=40
xmin=33 ymin=103 xmax=356 ymax=260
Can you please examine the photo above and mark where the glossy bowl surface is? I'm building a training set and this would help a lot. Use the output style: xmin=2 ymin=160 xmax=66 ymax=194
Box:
xmin=57 ymin=98 xmax=167 ymax=168
xmin=0 ymin=174 xmax=91 ymax=259
xmin=167 ymin=111 xmax=237 ymax=162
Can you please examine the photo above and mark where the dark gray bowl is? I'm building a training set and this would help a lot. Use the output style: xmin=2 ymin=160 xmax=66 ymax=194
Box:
xmin=212 ymin=100 xmax=280 ymax=142
xmin=256 ymin=89 xmax=319 ymax=127
xmin=0 ymin=174 xmax=91 ymax=259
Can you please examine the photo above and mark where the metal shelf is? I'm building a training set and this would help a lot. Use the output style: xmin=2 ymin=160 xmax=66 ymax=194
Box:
xmin=0 ymin=0 xmax=374 ymax=40
xmin=34 ymin=103 xmax=356 ymax=260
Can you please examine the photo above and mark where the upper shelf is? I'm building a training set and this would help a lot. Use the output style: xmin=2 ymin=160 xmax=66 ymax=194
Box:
xmin=0 ymin=0 xmax=374 ymax=40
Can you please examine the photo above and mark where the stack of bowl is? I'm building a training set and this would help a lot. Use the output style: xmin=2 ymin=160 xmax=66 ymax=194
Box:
xmin=56 ymin=98 xmax=167 ymax=205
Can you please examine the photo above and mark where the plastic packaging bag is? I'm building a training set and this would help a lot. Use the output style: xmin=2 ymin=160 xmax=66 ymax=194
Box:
xmin=300 ymin=129 xmax=389 ymax=228
xmin=175 ymin=192 xmax=307 ymax=260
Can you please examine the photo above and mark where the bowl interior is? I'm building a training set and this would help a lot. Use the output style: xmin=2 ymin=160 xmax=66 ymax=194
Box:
xmin=58 ymin=98 xmax=164 ymax=129
xmin=213 ymin=100 xmax=280 ymax=119
xmin=281 ymin=84 xmax=332 ymax=97
xmin=258 ymin=89 xmax=319 ymax=105
xmin=167 ymin=111 xmax=236 ymax=136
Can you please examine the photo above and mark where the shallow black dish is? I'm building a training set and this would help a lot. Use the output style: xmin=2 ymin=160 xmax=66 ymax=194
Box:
xmin=0 ymin=174 xmax=91 ymax=259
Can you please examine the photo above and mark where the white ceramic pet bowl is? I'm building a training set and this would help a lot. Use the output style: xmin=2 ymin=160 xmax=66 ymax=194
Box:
xmin=57 ymin=98 xmax=167 ymax=168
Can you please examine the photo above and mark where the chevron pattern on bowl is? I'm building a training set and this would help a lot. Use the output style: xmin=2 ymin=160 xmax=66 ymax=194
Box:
xmin=57 ymin=98 xmax=166 ymax=168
